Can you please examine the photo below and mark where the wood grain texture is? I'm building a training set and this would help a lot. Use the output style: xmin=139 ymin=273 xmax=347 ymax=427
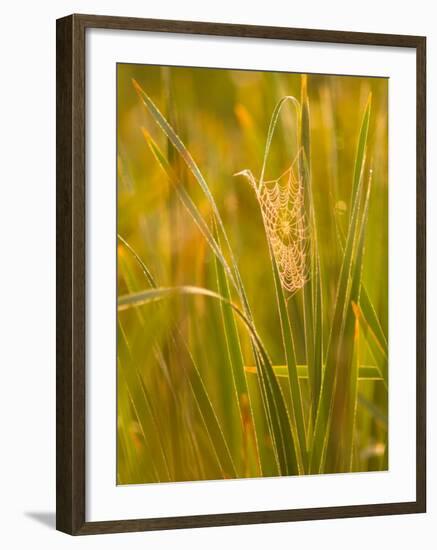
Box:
xmin=56 ymin=13 xmax=426 ymax=535
xmin=56 ymin=14 xmax=86 ymax=535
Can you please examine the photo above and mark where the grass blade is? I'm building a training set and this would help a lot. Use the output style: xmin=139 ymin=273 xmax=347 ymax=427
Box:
xmin=246 ymin=364 xmax=384 ymax=381
xmin=309 ymin=96 xmax=372 ymax=473
xmin=119 ymin=240 xmax=238 ymax=478
xmin=133 ymin=79 xmax=251 ymax=316
xmin=135 ymin=82 xmax=298 ymax=475
xmin=352 ymin=301 xmax=388 ymax=388
xmin=141 ymin=129 xmax=238 ymax=292
xmin=213 ymin=221 xmax=263 ymax=476
xmin=326 ymin=165 xmax=372 ymax=473
xmin=119 ymin=285 xmax=299 ymax=476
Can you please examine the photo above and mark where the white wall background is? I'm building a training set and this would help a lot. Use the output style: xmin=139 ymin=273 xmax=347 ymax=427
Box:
xmin=0 ymin=0 xmax=434 ymax=547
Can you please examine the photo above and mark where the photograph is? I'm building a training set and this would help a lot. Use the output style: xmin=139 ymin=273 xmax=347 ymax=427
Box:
xmin=116 ymin=64 xmax=389 ymax=485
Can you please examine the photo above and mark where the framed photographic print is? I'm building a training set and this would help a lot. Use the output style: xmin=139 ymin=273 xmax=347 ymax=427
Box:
xmin=56 ymin=14 xmax=426 ymax=535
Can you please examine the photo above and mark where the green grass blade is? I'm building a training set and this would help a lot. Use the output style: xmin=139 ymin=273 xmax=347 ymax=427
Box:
xmin=136 ymin=370 xmax=172 ymax=481
xmin=309 ymin=96 xmax=372 ymax=473
xmin=256 ymin=95 xmax=307 ymax=473
xmin=213 ymin=221 xmax=263 ymax=475
xmin=298 ymin=77 xmax=318 ymax=428
xmin=269 ymin=252 xmax=306 ymax=473
xmin=352 ymin=301 xmax=388 ymax=388
xmin=246 ymin=364 xmax=383 ymax=381
xmin=177 ymin=337 xmax=238 ymax=479
xmin=359 ymin=287 xmax=388 ymax=358
xmin=133 ymin=80 xmax=252 ymax=317
xmin=333 ymin=211 xmax=388 ymax=362
xmin=259 ymin=95 xmax=300 ymax=185
xmin=325 ymin=165 xmax=372 ymax=473
xmin=135 ymin=82 xmax=298 ymax=474
xmin=122 ymin=376 xmax=161 ymax=482
xmin=141 ymin=129 xmax=238 ymax=292
xmin=119 ymin=285 xmax=299 ymax=476
xmin=118 ymin=234 xmax=157 ymax=288
xmin=142 ymin=126 xmax=275 ymax=476
xmin=351 ymin=95 xmax=372 ymax=206
xmin=118 ymin=241 xmax=238 ymax=478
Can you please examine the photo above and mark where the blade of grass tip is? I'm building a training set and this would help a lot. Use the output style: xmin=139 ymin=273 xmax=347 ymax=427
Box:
xmin=351 ymin=94 xmax=372 ymax=207
xmin=119 ymin=285 xmax=299 ymax=476
xmin=141 ymin=128 xmax=238 ymax=293
xmin=327 ymin=94 xmax=372 ymax=368
xmin=134 ymin=81 xmax=260 ymax=358
xmin=257 ymin=95 xmax=307 ymax=473
xmin=133 ymin=80 xmax=252 ymax=320
xmin=331 ymin=97 xmax=386 ymax=358
xmin=309 ymin=97 xmax=372 ymax=473
xmin=213 ymin=219 xmax=263 ymax=476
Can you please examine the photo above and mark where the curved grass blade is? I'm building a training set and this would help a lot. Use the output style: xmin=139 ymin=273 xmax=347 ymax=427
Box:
xmin=257 ymin=95 xmax=307 ymax=473
xmin=133 ymin=79 xmax=252 ymax=320
xmin=118 ymin=240 xmax=237 ymax=478
xmin=142 ymin=127 xmax=272 ymax=476
xmin=118 ymin=234 xmax=157 ymax=288
xmin=119 ymin=285 xmax=299 ymax=476
xmin=118 ymin=312 xmax=172 ymax=481
xmin=134 ymin=83 xmax=298 ymax=474
xmin=141 ymin=129 xmax=238 ymax=292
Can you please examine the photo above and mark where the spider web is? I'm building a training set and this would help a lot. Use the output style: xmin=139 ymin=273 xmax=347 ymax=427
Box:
xmin=237 ymin=162 xmax=310 ymax=294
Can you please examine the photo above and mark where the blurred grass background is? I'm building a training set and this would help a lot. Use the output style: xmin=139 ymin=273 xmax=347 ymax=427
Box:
xmin=117 ymin=64 xmax=388 ymax=484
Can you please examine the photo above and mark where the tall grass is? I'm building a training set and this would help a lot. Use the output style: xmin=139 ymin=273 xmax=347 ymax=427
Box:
xmin=117 ymin=66 xmax=388 ymax=483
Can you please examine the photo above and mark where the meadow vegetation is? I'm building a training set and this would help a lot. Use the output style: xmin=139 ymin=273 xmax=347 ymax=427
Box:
xmin=117 ymin=65 xmax=388 ymax=484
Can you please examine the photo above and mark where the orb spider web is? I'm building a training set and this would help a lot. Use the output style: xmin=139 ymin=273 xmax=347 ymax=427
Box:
xmin=236 ymin=153 xmax=310 ymax=295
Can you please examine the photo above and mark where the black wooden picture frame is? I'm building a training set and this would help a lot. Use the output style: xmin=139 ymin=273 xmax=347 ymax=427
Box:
xmin=56 ymin=13 xmax=426 ymax=535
